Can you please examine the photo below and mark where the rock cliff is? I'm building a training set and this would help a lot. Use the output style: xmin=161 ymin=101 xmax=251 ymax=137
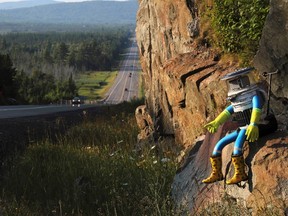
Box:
xmin=136 ymin=0 xmax=288 ymax=214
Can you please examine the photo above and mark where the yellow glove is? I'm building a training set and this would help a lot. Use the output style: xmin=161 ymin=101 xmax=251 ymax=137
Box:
xmin=204 ymin=110 xmax=231 ymax=133
xmin=204 ymin=120 xmax=220 ymax=133
xmin=245 ymin=108 xmax=261 ymax=142
xmin=246 ymin=123 xmax=259 ymax=142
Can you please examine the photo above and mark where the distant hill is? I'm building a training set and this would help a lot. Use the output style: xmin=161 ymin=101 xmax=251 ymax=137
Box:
xmin=0 ymin=1 xmax=138 ymax=25
xmin=0 ymin=0 xmax=59 ymax=10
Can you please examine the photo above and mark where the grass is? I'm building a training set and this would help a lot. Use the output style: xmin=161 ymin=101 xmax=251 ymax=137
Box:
xmin=75 ymin=71 xmax=118 ymax=100
xmin=0 ymin=101 xmax=285 ymax=215
xmin=0 ymin=101 xmax=179 ymax=215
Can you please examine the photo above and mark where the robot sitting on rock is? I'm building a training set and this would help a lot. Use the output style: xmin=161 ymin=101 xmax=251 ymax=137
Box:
xmin=202 ymin=67 xmax=277 ymax=185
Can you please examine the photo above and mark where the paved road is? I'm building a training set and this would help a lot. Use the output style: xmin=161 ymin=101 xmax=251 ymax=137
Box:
xmin=0 ymin=36 xmax=140 ymax=119
xmin=0 ymin=104 xmax=98 ymax=119
xmin=104 ymin=37 xmax=140 ymax=104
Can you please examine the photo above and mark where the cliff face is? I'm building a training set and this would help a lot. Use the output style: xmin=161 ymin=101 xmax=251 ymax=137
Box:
xmin=136 ymin=0 xmax=238 ymax=147
xmin=136 ymin=0 xmax=288 ymax=214
xmin=254 ymin=0 xmax=288 ymax=97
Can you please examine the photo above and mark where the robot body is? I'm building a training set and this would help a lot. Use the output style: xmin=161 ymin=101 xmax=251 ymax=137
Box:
xmin=202 ymin=67 xmax=266 ymax=184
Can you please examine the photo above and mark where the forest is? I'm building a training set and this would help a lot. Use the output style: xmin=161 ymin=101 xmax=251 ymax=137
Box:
xmin=0 ymin=26 xmax=133 ymax=105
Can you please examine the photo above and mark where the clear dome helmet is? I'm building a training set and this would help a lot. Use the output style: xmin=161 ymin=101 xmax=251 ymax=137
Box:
xmin=221 ymin=67 xmax=258 ymax=98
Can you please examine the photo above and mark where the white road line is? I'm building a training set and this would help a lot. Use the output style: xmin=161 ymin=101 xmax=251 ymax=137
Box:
xmin=105 ymin=45 xmax=133 ymax=103
xmin=0 ymin=105 xmax=59 ymax=112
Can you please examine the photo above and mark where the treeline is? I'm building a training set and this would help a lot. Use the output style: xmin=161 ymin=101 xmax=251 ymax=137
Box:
xmin=0 ymin=26 xmax=133 ymax=104
xmin=0 ymin=53 xmax=77 ymax=104
xmin=0 ymin=26 xmax=132 ymax=74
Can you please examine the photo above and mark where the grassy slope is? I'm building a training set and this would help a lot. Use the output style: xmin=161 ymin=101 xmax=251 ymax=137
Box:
xmin=0 ymin=101 xmax=178 ymax=215
xmin=75 ymin=71 xmax=118 ymax=100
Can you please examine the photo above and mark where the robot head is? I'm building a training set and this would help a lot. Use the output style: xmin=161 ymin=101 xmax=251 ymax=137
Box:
xmin=221 ymin=67 xmax=257 ymax=96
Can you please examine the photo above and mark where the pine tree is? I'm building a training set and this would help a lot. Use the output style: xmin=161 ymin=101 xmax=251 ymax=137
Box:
xmin=0 ymin=54 xmax=17 ymax=99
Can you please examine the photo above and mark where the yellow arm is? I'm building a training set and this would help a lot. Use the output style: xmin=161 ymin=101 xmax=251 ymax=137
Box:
xmin=204 ymin=109 xmax=231 ymax=133
xmin=245 ymin=108 xmax=261 ymax=142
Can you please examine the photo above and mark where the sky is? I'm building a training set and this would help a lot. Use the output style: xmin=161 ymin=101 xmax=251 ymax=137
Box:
xmin=0 ymin=0 xmax=129 ymax=3
xmin=0 ymin=0 xmax=92 ymax=2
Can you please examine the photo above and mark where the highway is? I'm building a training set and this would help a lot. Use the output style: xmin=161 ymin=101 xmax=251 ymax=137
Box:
xmin=104 ymin=37 xmax=140 ymax=104
xmin=0 ymin=37 xmax=140 ymax=119
xmin=0 ymin=104 xmax=99 ymax=119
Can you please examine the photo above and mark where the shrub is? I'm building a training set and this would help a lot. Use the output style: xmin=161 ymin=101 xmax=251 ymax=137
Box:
xmin=211 ymin=0 xmax=269 ymax=60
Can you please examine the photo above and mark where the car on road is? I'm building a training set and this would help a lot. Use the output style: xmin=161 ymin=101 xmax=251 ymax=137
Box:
xmin=72 ymin=97 xmax=82 ymax=105
xmin=6 ymin=98 xmax=18 ymax=105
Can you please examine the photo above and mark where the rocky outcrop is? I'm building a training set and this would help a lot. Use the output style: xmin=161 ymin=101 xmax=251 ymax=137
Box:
xmin=136 ymin=0 xmax=199 ymax=145
xmin=136 ymin=0 xmax=238 ymax=148
xmin=135 ymin=105 xmax=154 ymax=141
xmin=254 ymin=0 xmax=288 ymax=100
xmin=172 ymin=123 xmax=288 ymax=215
xmin=135 ymin=0 xmax=288 ymax=214
xmin=253 ymin=0 xmax=288 ymax=132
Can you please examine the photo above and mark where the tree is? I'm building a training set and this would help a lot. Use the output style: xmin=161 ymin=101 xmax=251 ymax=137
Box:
xmin=53 ymin=42 xmax=69 ymax=64
xmin=0 ymin=54 xmax=17 ymax=98
xmin=57 ymin=73 xmax=77 ymax=100
xmin=0 ymin=38 xmax=8 ymax=50
xmin=42 ymin=41 xmax=53 ymax=64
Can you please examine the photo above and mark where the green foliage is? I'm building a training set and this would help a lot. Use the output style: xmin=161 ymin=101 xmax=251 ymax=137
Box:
xmin=211 ymin=0 xmax=269 ymax=58
xmin=15 ymin=70 xmax=77 ymax=104
xmin=0 ymin=103 xmax=177 ymax=215
xmin=0 ymin=26 xmax=133 ymax=104
xmin=0 ymin=54 xmax=17 ymax=99
xmin=75 ymin=71 xmax=118 ymax=99
xmin=0 ymin=26 xmax=132 ymax=74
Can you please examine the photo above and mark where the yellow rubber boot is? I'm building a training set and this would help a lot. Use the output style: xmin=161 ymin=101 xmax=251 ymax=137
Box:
xmin=202 ymin=156 xmax=223 ymax=183
xmin=226 ymin=155 xmax=248 ymax=185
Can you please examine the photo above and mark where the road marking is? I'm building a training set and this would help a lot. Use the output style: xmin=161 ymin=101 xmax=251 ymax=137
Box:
xmin=105 ymin=43 xmax=134 ymax=104
xmin=0 ymin=106 xmax=57 ymax=112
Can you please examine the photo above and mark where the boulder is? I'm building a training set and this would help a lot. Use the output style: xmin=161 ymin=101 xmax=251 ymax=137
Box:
xmin=172 ymin=122 xmax=288 ymax=214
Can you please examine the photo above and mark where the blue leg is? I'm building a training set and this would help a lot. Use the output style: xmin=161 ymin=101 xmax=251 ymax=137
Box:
xmin=233 ymin=129 xmax=247 ymax=156
xmin=212 ymin=130 xmax=239 ymax=156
